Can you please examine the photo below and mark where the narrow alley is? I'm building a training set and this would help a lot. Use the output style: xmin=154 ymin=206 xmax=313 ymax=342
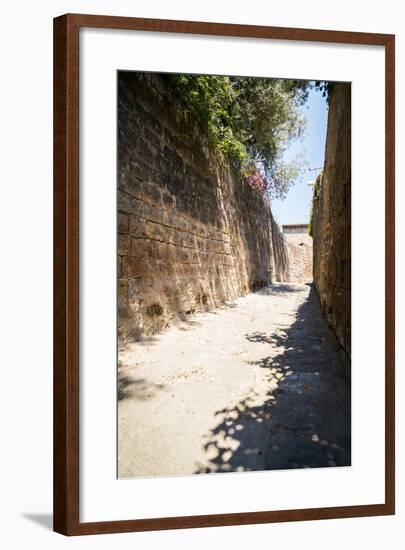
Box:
xmin=118 ymin=282 xmax=350 ymax=478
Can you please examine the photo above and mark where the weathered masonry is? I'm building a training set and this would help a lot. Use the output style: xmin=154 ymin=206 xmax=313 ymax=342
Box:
xmin=118 ymin=73 xmax=289 ymax=340
xmin=282 ymin=224 xmax=313 ymax=283
xmin=312 ymin=83 xmax=351 ymax=354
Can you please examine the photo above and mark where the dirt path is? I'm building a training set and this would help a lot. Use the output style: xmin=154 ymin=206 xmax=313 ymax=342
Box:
xmin=118 ymin=283 xmax=350 ymax=478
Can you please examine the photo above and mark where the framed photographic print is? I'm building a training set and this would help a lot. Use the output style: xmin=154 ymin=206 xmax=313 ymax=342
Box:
xmin=53 ymin=13 xmax=395 ymax=535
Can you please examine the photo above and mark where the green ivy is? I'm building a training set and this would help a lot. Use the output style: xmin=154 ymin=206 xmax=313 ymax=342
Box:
xmin=308 ymin=173 xmax=323 ymax=236
xmin=167 ymin=74 xmax=326 ymax=199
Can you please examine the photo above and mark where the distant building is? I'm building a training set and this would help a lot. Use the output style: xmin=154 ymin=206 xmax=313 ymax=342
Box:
xmin=282 ymin=223 xmax=310 ymax=236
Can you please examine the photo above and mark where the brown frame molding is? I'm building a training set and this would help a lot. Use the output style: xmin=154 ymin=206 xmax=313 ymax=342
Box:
xmin=53 ymin=13 xmax=395 ymax=536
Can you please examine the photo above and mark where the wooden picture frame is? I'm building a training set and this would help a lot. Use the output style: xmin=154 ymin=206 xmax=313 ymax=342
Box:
xmin=54 ymin=13 xmax=395 ymax=535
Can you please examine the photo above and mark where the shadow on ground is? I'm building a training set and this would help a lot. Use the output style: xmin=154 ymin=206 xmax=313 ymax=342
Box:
xmin=118 ymin=367 xmax=165 ymax=401
xmin=256 ymin=283 xmax=303 ymax=296
xmin=195 ymin=285 xmax=351 ymax=474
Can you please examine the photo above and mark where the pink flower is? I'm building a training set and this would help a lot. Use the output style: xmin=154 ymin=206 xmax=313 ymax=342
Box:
xmin=245 ymin=171 xmax=266 ymax=195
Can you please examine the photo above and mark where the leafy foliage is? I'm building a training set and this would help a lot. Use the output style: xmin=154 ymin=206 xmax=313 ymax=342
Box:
xmin=167 ymin=74 xmax=320 ymax=199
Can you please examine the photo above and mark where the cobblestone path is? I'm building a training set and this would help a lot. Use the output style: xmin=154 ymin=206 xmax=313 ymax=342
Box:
xmin=118 ymin=283 xmax=351 ymax=478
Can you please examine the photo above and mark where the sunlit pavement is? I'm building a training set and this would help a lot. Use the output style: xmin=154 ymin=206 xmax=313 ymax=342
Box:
xmin=118 ymin=283 xmax=350 ymax=478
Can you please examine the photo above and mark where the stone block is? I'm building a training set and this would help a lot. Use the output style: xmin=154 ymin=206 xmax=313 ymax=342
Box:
xmin=144 ymin=127 xmax=162 ymax=155
xmin=177 ymin=216 xmax=189 ymax=232
xmin=120 ymin=175 xmax=143 ymax=200
xmin=118 ymin=234 xmax=130 ymax=256
xmin=122 ymin=256 xmax=155 ymax=278
xmin=117 ymin=192 xmax=134 ymax=214
xmin=164 ymin=227 xmax=177 ymax=245
xmin=169 ymin=229 xmax=183 ymax=247
xmin=129 ymin=216 xmax=149 ymax=238
xmin=166 ymin=211 xmax=179 ymax=229
xmin=147 ymin=221 xmax=165 ymax=242
xmin=161 ymin=210 xmax=170 ymax=226
xmin=128 ymin=157 xmax=152 ymax=183
xmin=167 ymin=244 xmax=177 ymax=263
xmin=183 ymin=232 xmax=196 ymax=249
xmin=162 ymin=189 xmax=176 ymax=210
xmin=128 ymin=277 xmax=154 ymax=304
xmin=150 ymin=240 xmax=169 ymax=260
xmin=118 ymin=279 xmax=128 ymax=309
xmin=130 ymin=238 xmax=152 ymax=259
xmin=143 ymin=203 xmax=164 ymax=224
xmin=131 ymin=198 xmax=144 ymax=218
xmin=142 ymin=181 xmax=162 ymax=206
xmin=178 ymin=249 xmax=190 ymax=264
xmin=118 ymin=213 xmax=129 ymax=234
xmin=190 ymin=251 xmax=200 ymax=264
xmin=158 ymin=259 xmax=175 ymax=277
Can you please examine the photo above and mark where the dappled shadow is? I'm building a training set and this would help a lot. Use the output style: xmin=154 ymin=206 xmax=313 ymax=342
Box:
xmin=195 ymin=285 xmax=351 ymax=474
xmin=245 ymin=331 xmax=273 ymax=344
xmin=118 ymin=366 xmax=165 ymax=401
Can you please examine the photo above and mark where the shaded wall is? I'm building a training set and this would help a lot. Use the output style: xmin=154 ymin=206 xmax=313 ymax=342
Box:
xmin=118 ymin=73 xmax=288 ymax=340
xmin=312 ymin=83 xmax=351 ymax=354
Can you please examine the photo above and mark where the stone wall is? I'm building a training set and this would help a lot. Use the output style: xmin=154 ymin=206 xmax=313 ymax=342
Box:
xmin=283 ymin=231 xmax=313 ymax=283
xmin=312 ymin=83 xmax=351 ymax=354
xmin=118 ymin=73 xmax=289 ymax=341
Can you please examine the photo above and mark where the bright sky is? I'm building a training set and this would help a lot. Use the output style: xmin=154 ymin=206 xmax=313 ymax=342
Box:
xmin=271 ymin=86 xmax=328 ymax=226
